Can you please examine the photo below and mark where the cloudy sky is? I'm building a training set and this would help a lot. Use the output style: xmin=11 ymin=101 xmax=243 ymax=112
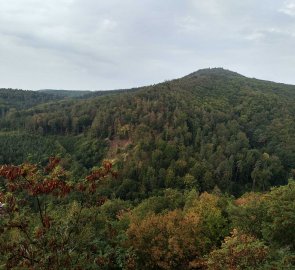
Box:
xmin=1 ymin=0 xmax=295 ymax=90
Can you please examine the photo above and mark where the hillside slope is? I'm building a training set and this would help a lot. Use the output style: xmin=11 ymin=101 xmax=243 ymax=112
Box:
xmin=1 ymin=68 xmax=294 ymax=197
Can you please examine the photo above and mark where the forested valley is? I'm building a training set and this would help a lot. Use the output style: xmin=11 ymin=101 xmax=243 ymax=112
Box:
xmin=0 ymin=68 xmax=295 ymax=269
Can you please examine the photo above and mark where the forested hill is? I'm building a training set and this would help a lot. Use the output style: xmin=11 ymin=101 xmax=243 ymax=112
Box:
xmin=0 ymin=88 xmax=66 ymax=116
xmin=0 ymin=68 xmax=295 ymax=197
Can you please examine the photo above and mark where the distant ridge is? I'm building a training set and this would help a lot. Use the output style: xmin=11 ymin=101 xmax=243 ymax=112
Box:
xmin=38 ymin=89 xmax=92 ymax=98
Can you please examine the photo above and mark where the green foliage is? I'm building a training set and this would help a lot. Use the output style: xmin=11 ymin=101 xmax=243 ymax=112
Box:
xmin=131 ymin=189 xmax=185 ymax=219
xmin=229 ymin=192 xmax=267 ymax=237
xmin=0 ymin=133 xmax=107 ymax=179
xmin=229 ymin=181 xmax=295 ymax=251
xmin=262 ymin=181 xmax=295 ymax=250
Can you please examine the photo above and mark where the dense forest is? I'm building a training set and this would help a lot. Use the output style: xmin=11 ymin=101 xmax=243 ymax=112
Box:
xmin=1 ymin=68 xmax=294 ymax=196
xmin=0 ymin=68 xmax=295 ymax=269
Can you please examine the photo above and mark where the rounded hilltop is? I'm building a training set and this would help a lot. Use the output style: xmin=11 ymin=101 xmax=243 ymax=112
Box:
xmin=185 ymin=67 xmax=245 ymax=78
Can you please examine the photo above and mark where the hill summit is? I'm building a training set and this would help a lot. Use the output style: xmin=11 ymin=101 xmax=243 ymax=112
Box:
xmin=184 ymin=67 xmax=245 ymax=78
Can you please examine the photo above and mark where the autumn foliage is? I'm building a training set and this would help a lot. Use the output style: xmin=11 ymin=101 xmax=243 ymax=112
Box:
xmin=0 ymin=157 xmax=116 ymax=269
xmin=207 ymin=229 xmax=269 ymax=270
xmin=126 ymin=192 xmax=228 ymax=269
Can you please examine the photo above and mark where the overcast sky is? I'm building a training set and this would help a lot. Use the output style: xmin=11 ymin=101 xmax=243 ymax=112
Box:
xmin=1 ymin=0 xmax=295 ymax=90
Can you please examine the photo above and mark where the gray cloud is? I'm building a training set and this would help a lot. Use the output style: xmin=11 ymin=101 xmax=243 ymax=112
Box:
xmin=280 ymin=0 xmax=295 ymax=16
xmin=0 ymin=0 xmax=295 ymax=90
